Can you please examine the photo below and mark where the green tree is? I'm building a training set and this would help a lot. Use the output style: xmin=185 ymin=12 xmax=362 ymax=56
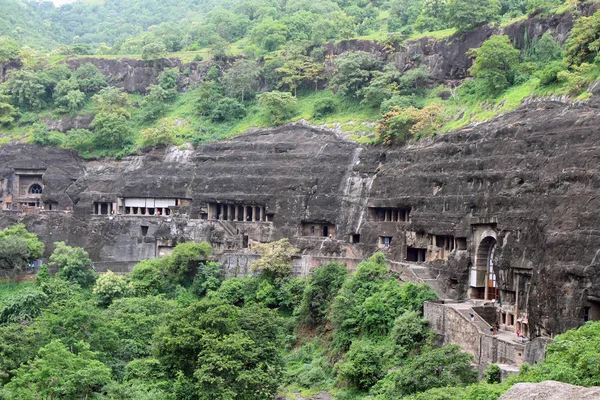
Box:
xmin=387 ymin=310 xmax=434 ymax=362
xmin=258 ymin=91 xmax=298 ymax=124
xmin=93 ymin=270 xmax=130 ymax=306
xmin=484 ymin=363 xmax=502 ymax=384
xmin=0 ymin=224 xmax=44 ymax=273
xmin=0 ymin=288 xmax=48 ymax=325
xmin=251 ymin=19 xmax=289 ymax=52
xmin=210 ymin=97 xmax=246 ymax=122
xmin=564 ymin=10 xmax=600 ymax=67
xmin=468 ymin=35 xmax=520 ymax=94
xmin=0 ymin=37 xmax=19 ymax=63
xmin=296 ymin=261 xmax=347 ymax=328
xmin=5 ymin=70 xmax=47 ymax=110
xmin=141 ymin=42 xmax=168 ymax=61
xmin=372 ymin=345 xmax=477 ymax=397
xmin=139 ymin=119 xmax=177 ymax=149
xmin=447 ymin=0 xmax=501 ymax=32
xmin=3 ymin=340 xmax=112 ymax=400
xmin=72 ymin=63 xmax=107 ymax=93
xmin=330 ymin=51 xmax=383 ymax=98
xmin=222 ymin=59 xmax=262 ymax=102
xmin=336 ymin=339 xmax=385 ymax=390
xmin=251 ymin=238 xmax=299 ymax=278
xmin=191 ymin=261 xmax=223 ymax=297
xmin=91 ymin=112 xmax=133 ymax=150
xmin=0 ymin=93 xmax=17 ymax=126
xmin=49 ymin=241 xmax=97 ymax=288
xmin=53 ymin=79 xmax=85 ymax=114
xmin=141 ymin=84 xmax=171 ymax=121
xmin=92 ymin=86 xmax=131 ymax=117
xmin=166 ymin=241 xmax=213 ymax=285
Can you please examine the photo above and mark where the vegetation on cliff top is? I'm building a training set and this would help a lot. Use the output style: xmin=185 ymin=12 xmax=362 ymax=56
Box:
xmin=0 ymin=0 xmax=599 ymax=158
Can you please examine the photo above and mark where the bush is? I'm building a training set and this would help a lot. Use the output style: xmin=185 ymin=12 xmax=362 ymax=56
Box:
xmin=484 ymin=363 xmax=502 ymax=384
xmin=388 ymin=310 xmax=434 ymax=362
xmin=93 ymin=270 xmax=130 ymax=306
xmin=376 ymin=103 xmax=445 ymax=145
xmin=30 ymin=123 xmax=64 ymax=147
xmin=50 ymin=242 xmax=97 ymax=288
xmin=330 ymin=51 xmax=383 ymax=98
xmin=336 ymin=340 xmax=385 ymax=391
xmin=139 ymin=120 xmax=177 ymax=149
xmin=468 ymin=35 xmax=521 ymax=95
xmin=564 ymin=10 xmax=600 ymax=67
xmin=166 ymin=242 xmax=213 ymax=285
xmin=312 ymin=96 xmax=338 ymax=118
xmin=380 ymin=95 xmax=424 ymax=113
xmin=296 ymin=262 xmax=347 ymax=328
xmin=142 ymin=42 xmax=168 ymax=61
xmin=211 ymin=278 xmax=246 ymax=306
xmin=258 ymin=91 xmax=298 ymax=124
xmin=250 ymin=238 xmax=299 ymax=278
xmin=557 ymin=62 xmax=596 ymax=95
xmin=190 ymin=261 xmax=223 ymax=297
xmin=536 ymin=60 xmax=567 ymax=86
xmin=210 ymin=97 xmax=246 ymax=122
xmin=72 ymin=63 xmax=107 ymax=93
xmin=129 ymin=259 xmax=171 ymax=296
xmin=0 ymin=288 xmax=48 ymax=324
xmin=372 ymin=345 xmax=477 ymax=397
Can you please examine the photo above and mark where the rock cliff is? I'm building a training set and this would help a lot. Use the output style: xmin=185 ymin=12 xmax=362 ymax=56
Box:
xmin=2 ymin=95 xmax=600 ymax=340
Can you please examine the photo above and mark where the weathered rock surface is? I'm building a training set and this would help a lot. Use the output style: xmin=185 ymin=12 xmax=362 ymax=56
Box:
xmin=499 ymin=381 xmax=600 ymax=400
xmin=2 ymin=95 xmax=600 ymax=340
xmin=42 ymin=114 xmax=94 ymax=132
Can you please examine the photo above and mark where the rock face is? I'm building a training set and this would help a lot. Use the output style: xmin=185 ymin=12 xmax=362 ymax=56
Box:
xmin=42 ymin=114 xmax=95 ymax=133
xmin=499 ymin=381 xmax=600 ymax=400
xmin=2 ymin=97 xmax=600 ymax=342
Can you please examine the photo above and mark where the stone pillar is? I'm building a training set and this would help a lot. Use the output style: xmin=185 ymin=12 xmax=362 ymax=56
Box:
xmin=243 ymin=206 xmax=248 ymax=221
xmin=233 ymin=206 xmax=237 ymax=221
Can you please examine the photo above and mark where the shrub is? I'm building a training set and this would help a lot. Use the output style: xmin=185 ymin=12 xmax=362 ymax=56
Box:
xmin=72 ymin=63 xmax=107 ymax=93
xmin=166 ymin=242 xmax=213 ymax=285
xmin=93 ymin=270 xmax=130 ymax=306
xmin=210 ymin=97 xmax=246 ymax=122
xmin=211 ymin=278 xmax=246 ymax=306
xmin=336 ymin=340 xmax=385 ymax=391
xmin=564 ymin=10 xmax=600 ymax=67
xmin=468 ymin=35 xmax=520 ymax=95
xmin=50 ymin=242 xmax=97 ymax=288
xmin=296 ymin=262 xmax=347 ymax=328
xmin=312 ymin=96 xmax=338 ymax=118
xmin=250 ymin=238 xmax=299 ymax=278
xmin=447 ymin=0 xmax=501 ymax=32
xmin=139 ymin=120 xmax=177 ymax=149
xmin=557 ymin=62 xmax=596 ymax=95
xmin=0 ymin=288 xmax=48 ymax=324
xmin=380 ymin=95 xmax=423 ymax=113
xmin=484 ymin=363 xmax=502 ymax=384
xmin=372 ymin=345 xmax=477 ymax=397
xmin=388 ymin=310 xmax=434 ymax=362
xmin=190 ymin=261 xmax=223 ymax=297
xmin=142 ymin=42 xmax=168 ymax=61
xmin=376 ymin=103 xmax=445 ymax=144
xmin=258 ymin=91 xmax=298 ymax=124
xmin=538 ymin=60 xmax=568 ymax=86
xmin=330 ymin=51 xmax=383 ymax=98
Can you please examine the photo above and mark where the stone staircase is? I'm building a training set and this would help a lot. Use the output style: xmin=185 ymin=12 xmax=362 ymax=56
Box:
xmin=403 ymin=262 xmax=445 ymax=299
xmin=455 ymin=305 xmax=493 ymax=334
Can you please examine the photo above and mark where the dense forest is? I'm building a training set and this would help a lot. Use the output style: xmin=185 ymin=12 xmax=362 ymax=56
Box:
xmin=0 ymin=0 xmax=599 ymax=159
xmin=0 ymin=225 xmax=599 ymax=399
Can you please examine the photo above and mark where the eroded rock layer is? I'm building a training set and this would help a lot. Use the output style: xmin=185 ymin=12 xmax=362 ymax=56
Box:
xmin=1 ymin=99 xmax=600 ymax=341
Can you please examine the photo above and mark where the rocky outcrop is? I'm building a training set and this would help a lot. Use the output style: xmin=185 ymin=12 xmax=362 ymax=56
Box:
xmin=42 ymin=114 xmax=94 ymax=132
xmin=0 ymin=59 xmax=23 ymax=83
xmin=65 ymin=57 xmax=212 ymax=93
xmin=500 ymin=381 xmax=600 ymax=400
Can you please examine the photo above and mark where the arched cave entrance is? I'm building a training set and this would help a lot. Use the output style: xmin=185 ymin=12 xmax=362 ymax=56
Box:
xmin=29 ymin=183 xmax=42 ymax=194
xmin=472 ymin=236 xmax=498 ymax=300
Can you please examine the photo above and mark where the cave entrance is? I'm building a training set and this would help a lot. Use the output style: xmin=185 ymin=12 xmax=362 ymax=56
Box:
xmin=472 ymin=236 xmax=498 ymax=300
xmin=584 ymin=298 xmax=600 ymax=322
xmin=406 ymin=246 xmax=426 ymax=262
